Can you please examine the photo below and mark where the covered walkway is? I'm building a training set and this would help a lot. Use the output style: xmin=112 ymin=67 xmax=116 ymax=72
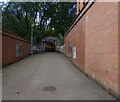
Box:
xmin=3 ymin=53 xmax=116 ymax=100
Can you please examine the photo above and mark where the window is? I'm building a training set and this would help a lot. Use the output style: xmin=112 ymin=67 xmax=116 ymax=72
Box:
xmin=83 ymin=0 xmax=86 ymax=5
xmin=68 ymin=42 xmax=72 ymax=58
xmin=16 ymin=43 xmax=22 ymax=57
xmin=79 ymin=2 xmax=81 ymax=12
xmin=73 ymin=47 xmax=76 ymax=59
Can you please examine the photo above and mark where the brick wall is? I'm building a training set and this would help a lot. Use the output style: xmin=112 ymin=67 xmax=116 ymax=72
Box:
xmin=2 ymin=30 xmax=30 ymax=66
xmin=85 ymin=2 xmax=118 ymax=96
xmin=65 ymin=2 xmax=119 ymax=98
xmin=65 ymin=15 xmax=85 ymax=71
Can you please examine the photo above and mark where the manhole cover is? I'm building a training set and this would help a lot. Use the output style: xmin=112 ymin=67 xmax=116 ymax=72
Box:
xmin=16 ymin=91 xmax=20 ymax=95
xmin=43 ymin=86 xmax=56 ymax=92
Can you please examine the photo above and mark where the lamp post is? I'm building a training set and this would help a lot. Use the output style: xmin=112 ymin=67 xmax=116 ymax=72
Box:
xmin=52 ymin=28 xmax=54 ymax=31
xmin=31 ymin=23 xmax=34 ymax=54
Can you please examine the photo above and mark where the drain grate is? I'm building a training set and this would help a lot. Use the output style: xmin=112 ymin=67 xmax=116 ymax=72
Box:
xmin=43 ymin=86 xmax=56 ymax=92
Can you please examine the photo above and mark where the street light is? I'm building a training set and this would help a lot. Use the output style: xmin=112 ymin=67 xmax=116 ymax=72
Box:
xmin=52 ymin=28 xmax=54 ymax=31
xmin=31 ymin=23 xmax=34 ymax=54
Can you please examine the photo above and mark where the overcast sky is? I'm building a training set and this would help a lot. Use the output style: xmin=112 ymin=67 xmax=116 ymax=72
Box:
xmin=0 ymin=0 xmax=9 ymax=3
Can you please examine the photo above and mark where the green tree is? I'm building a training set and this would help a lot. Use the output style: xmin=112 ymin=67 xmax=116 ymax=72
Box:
xmin=2 ymin=2 xmax=76 ymax=44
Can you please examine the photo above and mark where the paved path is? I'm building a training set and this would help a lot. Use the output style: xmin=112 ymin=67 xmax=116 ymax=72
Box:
xmin=3 ymin=52 xmax=116 ymax=100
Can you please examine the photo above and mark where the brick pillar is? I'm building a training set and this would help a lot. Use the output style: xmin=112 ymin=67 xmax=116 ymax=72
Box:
xmin=77 ymin=0 xmax=84 ymax=15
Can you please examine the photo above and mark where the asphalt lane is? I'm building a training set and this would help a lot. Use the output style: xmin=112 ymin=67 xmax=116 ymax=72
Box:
xmin=2 ymin=52 xmax=116 ymax=100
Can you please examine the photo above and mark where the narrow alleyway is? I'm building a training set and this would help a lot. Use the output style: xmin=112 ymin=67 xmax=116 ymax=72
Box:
xmin=3 ymin=52 xmax=116 ymax=100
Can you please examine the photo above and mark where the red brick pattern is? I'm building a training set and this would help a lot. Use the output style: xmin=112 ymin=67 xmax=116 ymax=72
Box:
xmin=65 ymin=2 xmax=119 ymax=96
xmin=85 ymin=2 xmax=118 ymax=93
xmin=65 ymin=15 xmax=85 ymax=71
xmin=2 ymin=31 xmax=30 ymax=66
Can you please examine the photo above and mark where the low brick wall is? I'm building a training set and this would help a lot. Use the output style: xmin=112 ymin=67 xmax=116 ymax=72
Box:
xmin=65 ymin=2 xmax=119 ymax=98
xmin=2 ymin=30 xmax=30 ymax=66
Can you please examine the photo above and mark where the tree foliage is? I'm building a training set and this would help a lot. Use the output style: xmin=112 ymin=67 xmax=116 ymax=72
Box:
xmin=2 ymin=2 xmax=76 ymax=44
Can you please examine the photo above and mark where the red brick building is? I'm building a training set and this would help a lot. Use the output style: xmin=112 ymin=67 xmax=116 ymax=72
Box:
xmin=65 ymin=0 xmax=120 ymax=98
xmin=2 ymin=30 xmax=30 ymax=66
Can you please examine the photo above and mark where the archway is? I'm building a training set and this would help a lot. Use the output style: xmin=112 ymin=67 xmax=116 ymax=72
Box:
xmin=41 ymin=36 xmax=60 ymax=52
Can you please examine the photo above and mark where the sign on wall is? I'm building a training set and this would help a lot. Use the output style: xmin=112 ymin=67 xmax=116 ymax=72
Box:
xmin=73 ymin=47 xmax=76 ymax=59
